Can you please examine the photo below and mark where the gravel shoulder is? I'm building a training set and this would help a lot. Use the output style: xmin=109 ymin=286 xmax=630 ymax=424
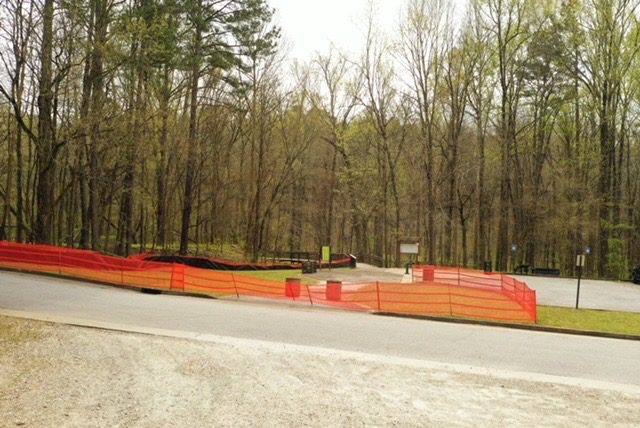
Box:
xmin=1 ymin=316 xmax=639 ymax=427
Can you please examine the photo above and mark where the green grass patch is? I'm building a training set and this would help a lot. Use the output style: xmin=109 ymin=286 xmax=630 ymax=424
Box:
xmin=232 ymin=269 xmax=318 ymax=285
xmin=537 ymin=306 xmax=640 ymax=336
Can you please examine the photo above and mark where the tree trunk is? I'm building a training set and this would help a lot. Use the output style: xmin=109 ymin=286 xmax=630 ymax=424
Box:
xmin=156 ymin=66 xmax=170 ymax=249
xmin=87 ymin=0 xmax=108 ymax=250
xmin=179 ymin=13 xmax=202 ymax=255
xmin=34 ymin=0 xmax=55 ymax=244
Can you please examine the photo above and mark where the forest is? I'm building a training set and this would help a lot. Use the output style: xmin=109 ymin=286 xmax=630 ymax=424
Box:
xmin=0 ymin=0 xmax=639 ymax=278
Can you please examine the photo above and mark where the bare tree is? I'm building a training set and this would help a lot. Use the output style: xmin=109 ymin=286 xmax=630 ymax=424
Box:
xmin=358 ymin=10 xmax=402 ymax=266
xmin=399 ymin=0 xmax=449 ymax=264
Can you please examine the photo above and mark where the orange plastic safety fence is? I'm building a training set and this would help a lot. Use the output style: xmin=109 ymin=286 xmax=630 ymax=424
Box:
xmin=412 ymin=265 xmax=537 ymax=322
xmin=0 ymin=242 xmax=537 ymax=323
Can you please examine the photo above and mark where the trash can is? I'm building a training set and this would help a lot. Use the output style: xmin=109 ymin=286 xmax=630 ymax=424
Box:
xmin=285 ymin=277 xmax=301 ymax=298
xmin=422 ymin=266 xmax=435 ymax=282
xmin=326 ymin=280 xmax=342 ymax=301
xmin=632 ymin=265 xmax=640 ymax=285
xmin=302 ymin=261 xmax=317 ymax=274
xmin=483 ymin=261 xmax=492 ymax=273
xmin=349 ymin=254 xmax=357 ymax=269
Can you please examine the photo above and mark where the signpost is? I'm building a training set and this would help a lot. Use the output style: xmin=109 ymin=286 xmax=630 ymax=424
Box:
xmin=575 ymin=254 xmax=586 ymax=309
xmin=400 ymin=241 xmax=420 ymax=275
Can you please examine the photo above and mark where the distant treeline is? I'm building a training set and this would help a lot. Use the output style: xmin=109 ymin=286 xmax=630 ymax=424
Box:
xmin=0 ymin=0 xmax=639 ymax=278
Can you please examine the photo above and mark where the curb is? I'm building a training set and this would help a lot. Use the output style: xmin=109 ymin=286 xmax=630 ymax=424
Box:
xmin=375 ymin=312 xmax=640 ymax=342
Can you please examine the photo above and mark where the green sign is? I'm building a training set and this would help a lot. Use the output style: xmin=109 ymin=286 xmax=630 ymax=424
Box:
xmin=322 ymin=246 xmax=331 ymax=262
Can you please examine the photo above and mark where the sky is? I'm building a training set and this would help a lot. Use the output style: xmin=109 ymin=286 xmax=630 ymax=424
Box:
xmin=268 ymin=0 xmax=468 ymax=63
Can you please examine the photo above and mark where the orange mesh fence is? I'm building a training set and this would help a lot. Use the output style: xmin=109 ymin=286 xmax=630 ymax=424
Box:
xmin=0 ymin=241 xmax=175 ymax=290
xmin=0 ymin=242 xmax=536 ymax=323
xmin=306 ymin=282 xmax=379 ymax=312
xmin=413 ymin=265 xmax=537 ymax=322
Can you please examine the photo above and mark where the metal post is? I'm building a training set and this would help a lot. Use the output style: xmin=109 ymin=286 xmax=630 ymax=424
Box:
xmin=575 ymin=265 xmax=582 ymax=310
xmin=232 ymin=273 xmax=239 ymax=300
xmin=306 ymin=284 xmax=313 ymax=306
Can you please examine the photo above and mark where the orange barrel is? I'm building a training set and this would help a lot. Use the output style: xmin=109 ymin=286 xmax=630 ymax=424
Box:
xmin=326 ymin=280 xmax=342 ymax=301
xmin=285 ymin=277 xmax=301 ymax=298
xmin=422 ymin=266 xmax=435 ymax=282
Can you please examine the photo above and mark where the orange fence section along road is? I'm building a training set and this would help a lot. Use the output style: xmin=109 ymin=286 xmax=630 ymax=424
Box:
xmin=0 ymin=242 xmax=537 ymax=323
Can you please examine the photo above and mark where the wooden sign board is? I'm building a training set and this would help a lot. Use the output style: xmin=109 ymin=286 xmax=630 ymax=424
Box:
xmin=400 ymin=243 xmax=420 ymax=255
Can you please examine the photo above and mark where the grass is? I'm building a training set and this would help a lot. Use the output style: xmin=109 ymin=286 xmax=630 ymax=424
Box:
xmin=232 ymin=269 xmax=318 ymax=285
xmin=537 ymin=306 xmax=640 ymax=336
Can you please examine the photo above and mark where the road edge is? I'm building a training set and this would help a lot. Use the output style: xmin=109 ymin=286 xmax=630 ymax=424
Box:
xmin=375 ymin=312 xmax=640 ymax=341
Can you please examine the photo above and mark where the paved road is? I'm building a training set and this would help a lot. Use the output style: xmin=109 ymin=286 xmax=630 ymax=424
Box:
xmin=515 ymin=275 xmax=640 ymax=312
xmin=1 ymin=270 xmax=639 ymax=389
xmin=307 ymin=263 xmax=409 ymax=283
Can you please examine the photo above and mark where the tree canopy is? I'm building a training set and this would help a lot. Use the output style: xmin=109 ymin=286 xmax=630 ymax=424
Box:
xmin=1 ymin=0 xmax=639 ymax=278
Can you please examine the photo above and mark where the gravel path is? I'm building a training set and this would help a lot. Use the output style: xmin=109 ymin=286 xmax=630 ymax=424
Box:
xmin=1 ymin=316 xmax=638 ymax=427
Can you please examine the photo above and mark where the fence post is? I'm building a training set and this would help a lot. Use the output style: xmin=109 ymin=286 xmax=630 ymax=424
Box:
xmin=170 ymin=263 xmax=185 ymax=291
xmin=57 ymin=247 xmax=62 ymax=276
xmin=232 ymin=273 xmax=239 ymax=299
xmin=306 ymin=284 xmax=313 ymax=306
xmin=448 ymin=283 xmax=453 ymax=317
xmin=376 ymin=281 xmax=381 ymax=312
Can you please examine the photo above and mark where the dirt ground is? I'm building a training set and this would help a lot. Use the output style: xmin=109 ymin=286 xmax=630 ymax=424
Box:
xmin=1 ymin=316 xmax=639 ymax=428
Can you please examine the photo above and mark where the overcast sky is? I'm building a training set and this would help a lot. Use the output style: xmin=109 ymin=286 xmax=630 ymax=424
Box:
xmin=268 ymin=0 xmax=468 ymax=63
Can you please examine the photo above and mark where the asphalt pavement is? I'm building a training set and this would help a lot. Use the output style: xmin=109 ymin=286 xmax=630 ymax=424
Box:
xmin=514 ymin=275 xmax=640 ymax=312
xmin=1 ymin=270 xmax=639 ymax=389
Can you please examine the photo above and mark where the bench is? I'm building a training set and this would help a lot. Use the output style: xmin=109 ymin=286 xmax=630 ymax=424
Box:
xmin=514 ymin=264 xmax=531 ymax=275
xmin=531 ymin=267 xmax=561 ymax=277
